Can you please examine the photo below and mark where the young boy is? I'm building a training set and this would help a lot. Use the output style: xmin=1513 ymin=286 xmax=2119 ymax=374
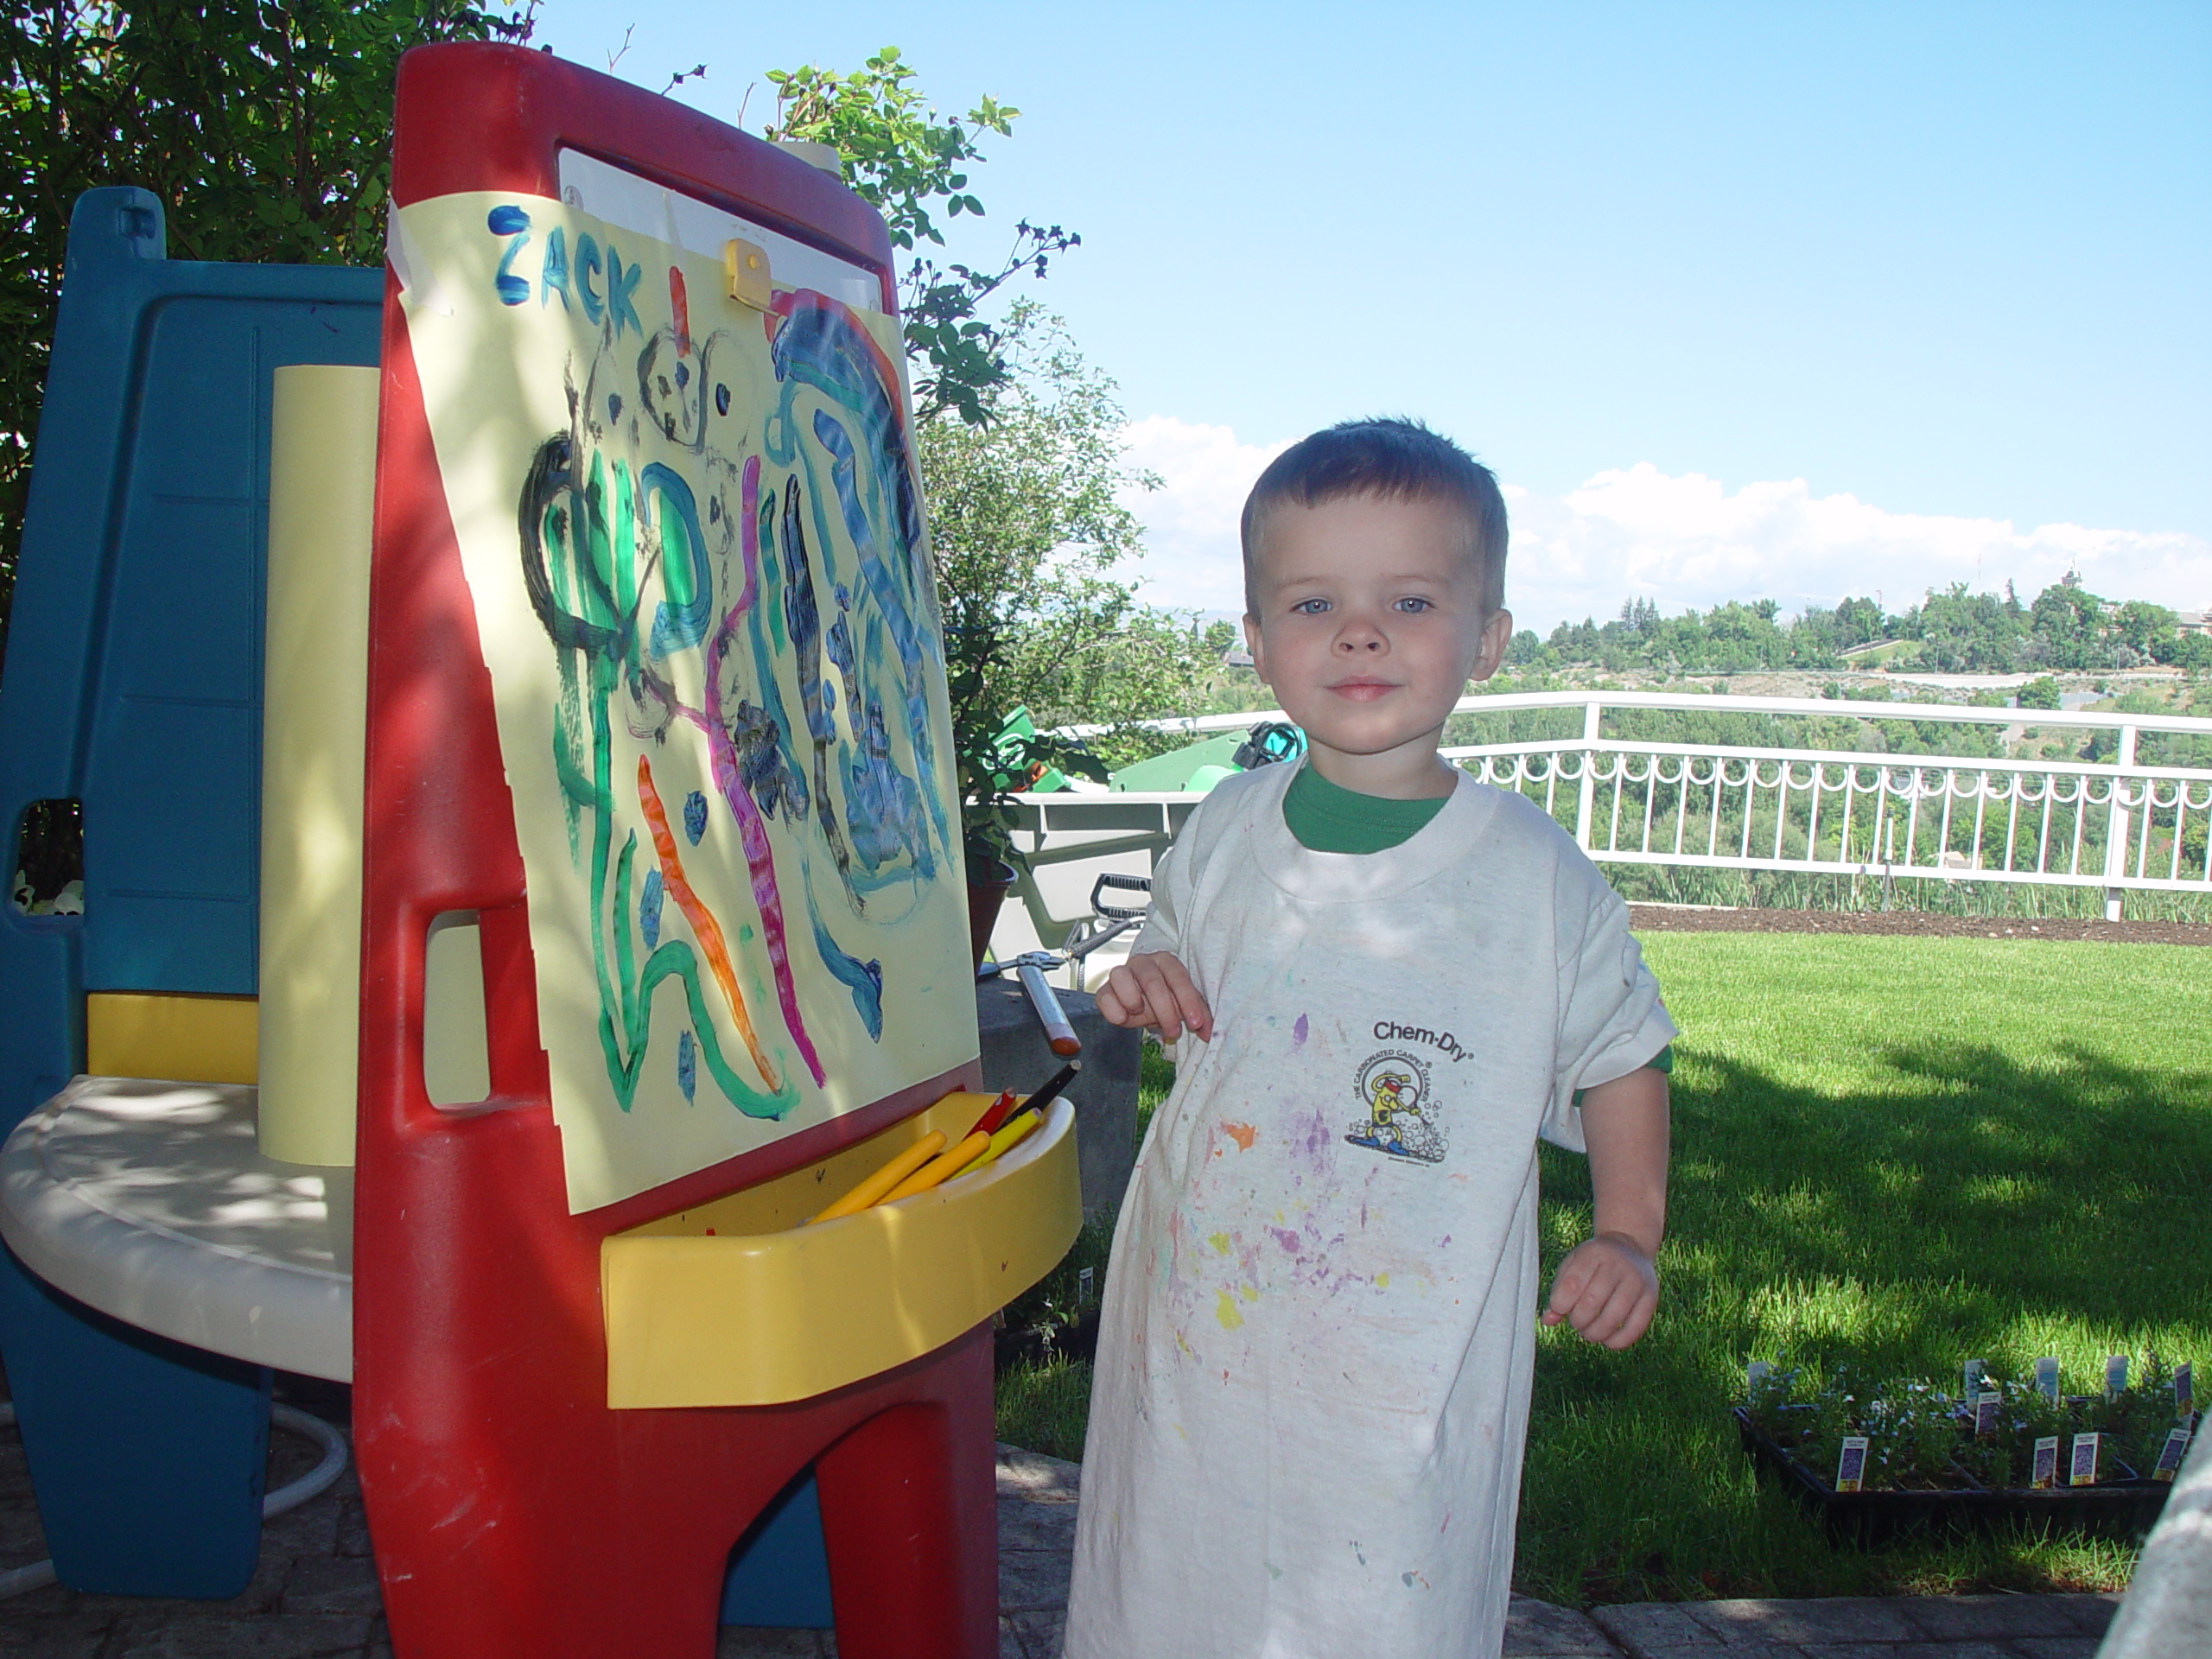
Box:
xmin=1063 ymin=420 xmax=1675 ymax=1659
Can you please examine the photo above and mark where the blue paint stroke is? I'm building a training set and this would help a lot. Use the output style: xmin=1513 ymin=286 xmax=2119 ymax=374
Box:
xmin=605 ymin=245 xmax=644 ymax=339
xmin=825 ymin=600 xmax=862 ymax=721
xmin=539 ymin=225 xmax=569 ymax=309
xmin=739 ymin=514 xmax=809 ymax=821
xmin=677 ymin=1029 xmax=697 ymax=1103
xmin=844 ymin=697 xmax=932 ymax=879
xmin=807 ymin=408 xmax=950 ymax=858
xmin=767 ymin=296 xmax=925 ymax=560
xmin=776 ymin=473 xmax=859 ymax=893
xmin=683 ymin=790 xmax=709 ymax=845
xmin=639 ymin=868 xmax=664 ymax=950
xmin=576 ymin=232 xmax=604 ymax=324
xmin=489 ymin=205 xmax=531 ymax=306
xmin=640 ymin=462 xmax=711 ymax=657
xmin=803 ymin=880 xmax=883 ymax=1039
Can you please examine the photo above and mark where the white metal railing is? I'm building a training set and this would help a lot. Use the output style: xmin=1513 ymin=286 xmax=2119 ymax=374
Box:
xmin=1433 ymin=693 xmax=2212 ymax=908
xmin=1000 ymin=691 xmax=2212 ymax=955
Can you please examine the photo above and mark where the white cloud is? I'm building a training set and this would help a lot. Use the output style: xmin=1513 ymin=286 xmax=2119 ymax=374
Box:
xmin=1114 ymin=419 xmax=2212 ymax=631
xmin=1116 ymin=416 xmax=1287 ymax=614
xmin=1510 ymin=464 xmax=2212 ymax=632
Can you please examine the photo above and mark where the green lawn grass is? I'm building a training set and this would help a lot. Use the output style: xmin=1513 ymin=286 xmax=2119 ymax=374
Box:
xmin=996 ymin=936 xmax=2212 ymax=1604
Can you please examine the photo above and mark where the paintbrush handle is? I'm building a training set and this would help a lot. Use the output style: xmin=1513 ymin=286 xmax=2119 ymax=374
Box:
xmin=880 ymin=1129 xmax=995 ymax=1203
xmin=967 ymin=1089 xmax=1019 ymax=1139
xmin=809 ymin=1130 xmax=947 ymax=1224
xmin=956 ymin=1107 xmax=1045 ymax=1179
xmin=1015 ymin=1059 xmax=1080 ymax=1120
xmin=1017 ymin=963 xmax=1082 ymax=1057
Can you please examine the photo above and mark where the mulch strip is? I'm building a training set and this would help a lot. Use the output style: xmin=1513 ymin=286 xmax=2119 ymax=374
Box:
xmin=1628 ymin=905 xmax=2212 ymax=948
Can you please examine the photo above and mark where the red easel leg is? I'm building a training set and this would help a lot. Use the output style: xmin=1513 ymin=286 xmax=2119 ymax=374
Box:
xmin=816 ymin=1328 xmax=997 ymax=1659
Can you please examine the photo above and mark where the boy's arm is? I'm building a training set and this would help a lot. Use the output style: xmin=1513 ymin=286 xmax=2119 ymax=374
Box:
xmin=1541 ymin=1065 xmax=1669 ymax=1350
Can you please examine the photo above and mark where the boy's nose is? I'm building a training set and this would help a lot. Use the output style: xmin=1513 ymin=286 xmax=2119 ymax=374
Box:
xmin=1333 ymin=607 xmax=1387 ymax=652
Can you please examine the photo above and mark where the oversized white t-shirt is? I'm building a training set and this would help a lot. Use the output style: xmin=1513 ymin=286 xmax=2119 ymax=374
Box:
xmin=1064 ymin=763 xmax=1675 ymax=1659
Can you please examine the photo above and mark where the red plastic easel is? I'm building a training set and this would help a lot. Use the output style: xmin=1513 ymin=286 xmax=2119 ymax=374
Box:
xmin=355 ymin=45 xmax=999 ymax=1656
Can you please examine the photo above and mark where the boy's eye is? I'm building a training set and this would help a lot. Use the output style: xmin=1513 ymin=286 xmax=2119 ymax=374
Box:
xmin=1395 ymin=596 xmax=1433 ymax=613
xmin=1290 ymin=597 xmax=1331 ymax=615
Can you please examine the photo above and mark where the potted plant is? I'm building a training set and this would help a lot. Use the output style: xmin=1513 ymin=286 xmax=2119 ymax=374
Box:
xmin=1735 ymin=1352 xmax=2196 ymax=1545
xmin=946 ymin=618 xmax=1107 ymax=967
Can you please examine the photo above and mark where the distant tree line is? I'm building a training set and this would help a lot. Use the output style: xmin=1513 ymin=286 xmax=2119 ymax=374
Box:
xmin=1510 ymin=579 xmax=2212 ymax=677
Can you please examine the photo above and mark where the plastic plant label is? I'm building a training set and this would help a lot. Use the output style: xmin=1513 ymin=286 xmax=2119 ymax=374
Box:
xmin=2177 ymin=1361 xmax=2193 ymax=1415
xmin=1077 ymin=1266 xmax=1094 ymax=1304
xmin=1962 ymin=1358 xmax=1986 ymax=1402
xmin=1834 ymin=1436 xmax=1869 ymax=1493
xmin=2069 ymin=1433 xmax=2102 ymax=1487
xmin=1746 ymin=1359 xmax=1771 ymax=1395
xmin=2105 ymin=1356 xmax=2128 ymax=1398
xmin=2034 ymin=1357 xmax=2060 ymax=1403
xmin=2153 ymin=1426 xmax=2191 ymax=1482
xmin=1974 ymin=1391 xmax=2001 ymax=1440
xmin=2032 ymin=1436 xmax=2060 ymax=1490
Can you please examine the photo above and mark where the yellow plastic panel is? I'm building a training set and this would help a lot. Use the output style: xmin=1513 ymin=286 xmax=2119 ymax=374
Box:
xmin=86 ymin=993 xmax=258 ymax=1086
xmin=603 ymin=1090 xmax=1082 ymax=1408
xmin=257 ymin=364 xmax=376 ymax=1166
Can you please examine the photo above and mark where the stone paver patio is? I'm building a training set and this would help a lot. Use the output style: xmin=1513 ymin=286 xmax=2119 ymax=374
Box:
xmin=0 ymin=1389 xmax=2120 ymax=1658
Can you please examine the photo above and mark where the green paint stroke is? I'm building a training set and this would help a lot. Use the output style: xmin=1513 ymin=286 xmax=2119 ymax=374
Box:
xmin=543 ymin=478 xmax=796 ymax=1122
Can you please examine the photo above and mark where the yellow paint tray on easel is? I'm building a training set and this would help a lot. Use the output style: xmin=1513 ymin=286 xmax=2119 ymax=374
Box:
xmin=601 ymin=1090 xmax=1081 ymax=1408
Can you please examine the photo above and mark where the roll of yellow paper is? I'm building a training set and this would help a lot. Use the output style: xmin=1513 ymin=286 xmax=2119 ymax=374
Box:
xmin=809 ymin=1131 xmax=947 ymax=1224
xmin=257 ymin=365 xmax=378 ymax=1166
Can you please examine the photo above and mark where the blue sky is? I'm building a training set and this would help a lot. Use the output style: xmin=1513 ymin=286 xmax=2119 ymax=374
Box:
xmin=529 ymin=3 xmax=2211 ymax=628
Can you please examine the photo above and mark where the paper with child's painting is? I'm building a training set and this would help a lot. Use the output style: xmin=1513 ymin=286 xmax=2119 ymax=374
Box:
xmin=394 ymin=190 xmax=974 ymax=1212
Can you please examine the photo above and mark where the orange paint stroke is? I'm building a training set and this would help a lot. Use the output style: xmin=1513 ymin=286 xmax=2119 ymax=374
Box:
xmin=1222 ymin=1122 xmax=1257 ymax=1151
xmin=637 ymin=756 xmax=779 ymax=1090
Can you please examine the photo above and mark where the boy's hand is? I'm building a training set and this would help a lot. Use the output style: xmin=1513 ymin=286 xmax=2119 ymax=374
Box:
xmin=1096 ymin=950 xmax=1213 ymax=1043
xmin=1541 ymin=1232 xmax=1658 ymax=1351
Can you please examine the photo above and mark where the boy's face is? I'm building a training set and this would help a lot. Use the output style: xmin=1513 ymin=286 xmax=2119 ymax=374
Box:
xmin=1243 ymin=493 xmax=1511 ymax=794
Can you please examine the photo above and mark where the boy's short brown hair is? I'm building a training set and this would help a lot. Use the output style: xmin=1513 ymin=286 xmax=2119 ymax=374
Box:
xmin=1239 ymin=418 xmax=1508 ymax=617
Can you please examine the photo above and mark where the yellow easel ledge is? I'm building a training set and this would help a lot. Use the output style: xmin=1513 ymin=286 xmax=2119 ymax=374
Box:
xmin=601 ymin=1090 xmax=1082 ymax=1408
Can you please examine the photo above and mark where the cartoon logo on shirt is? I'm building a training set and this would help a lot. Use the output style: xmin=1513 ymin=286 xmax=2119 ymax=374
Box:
xmin=1346 ymin=1049 xmax=1445 ymax=1164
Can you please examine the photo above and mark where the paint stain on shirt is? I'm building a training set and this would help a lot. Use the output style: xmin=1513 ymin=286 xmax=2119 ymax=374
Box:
xmin=1209 ymin=1231 xmax=1232 ymax=1255
xmin=1223 ymin=1121 xmax=1257 ymax=1150
xmin=1293 ymin=1013 xmax=1309 ymax=1047
xmin=1215 ymin=1290 xmax=1244 ymax=1329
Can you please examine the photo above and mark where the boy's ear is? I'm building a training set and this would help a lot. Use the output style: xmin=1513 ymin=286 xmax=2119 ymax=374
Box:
xmin=1469 ymin=608 xmax=1514 ymax=684
xmin=1243 ymin=613 xmax=1270 ymax=686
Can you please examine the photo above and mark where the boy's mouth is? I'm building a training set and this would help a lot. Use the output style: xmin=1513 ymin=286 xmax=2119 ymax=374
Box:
xmin=1328 ymin=677 xmax=1397 ymax=701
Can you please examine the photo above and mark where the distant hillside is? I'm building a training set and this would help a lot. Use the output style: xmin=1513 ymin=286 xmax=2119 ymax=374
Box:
xmin=1515 ymin=580 xmax=2212 ymax=677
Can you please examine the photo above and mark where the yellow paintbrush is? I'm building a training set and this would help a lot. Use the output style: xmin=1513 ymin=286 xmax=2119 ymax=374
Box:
xmin=808 ymin=1130 xmax=946 ymax=1224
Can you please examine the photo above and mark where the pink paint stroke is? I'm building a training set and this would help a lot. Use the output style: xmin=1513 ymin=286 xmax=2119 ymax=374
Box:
xmin=671 ymin=453 xmax=826 ymax=1086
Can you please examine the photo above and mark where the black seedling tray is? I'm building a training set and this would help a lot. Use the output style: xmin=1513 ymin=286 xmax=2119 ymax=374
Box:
xmin=1732 ymin=1408 xmax=2172 ymax=1547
